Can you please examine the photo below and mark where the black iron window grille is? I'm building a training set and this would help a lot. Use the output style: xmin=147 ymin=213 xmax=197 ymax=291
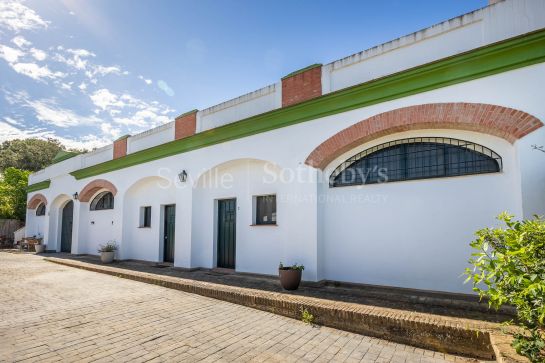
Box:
xmin=330 ymin=137 xmax=502 ymax=187
xmin=36 ymin=203 xmax=46 ymax=216
xmin=90 ymin=191 xmax=115 ymax=210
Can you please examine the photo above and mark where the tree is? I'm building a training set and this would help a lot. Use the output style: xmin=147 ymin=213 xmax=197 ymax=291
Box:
xmin=0 ymin=168 xmax=30 ymax=220
xmin=465 ymin=213 xmax=545 ymax=362
xmin=0 ymin=138 xmax=63 ymax=172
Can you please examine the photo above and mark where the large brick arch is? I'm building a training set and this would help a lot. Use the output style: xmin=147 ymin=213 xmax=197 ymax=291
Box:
xmin=305 ymin=103 xmax=543 ymax=170
xmin=27 ymin=193 xmax=47 ymax=209
xmin=78 ymin=179 xmax=118 ymax=202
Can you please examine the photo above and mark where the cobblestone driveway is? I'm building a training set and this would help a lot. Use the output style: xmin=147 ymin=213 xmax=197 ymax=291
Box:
xmin=0 ymin=253 xmax=478 ymax=362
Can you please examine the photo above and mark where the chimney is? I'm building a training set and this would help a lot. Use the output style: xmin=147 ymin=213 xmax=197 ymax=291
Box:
xmin=113 ymin=135 xmax=129 ymax=159
xmin=175 ymin=109 xmax=198 ymax=140
xmin=281 ymin=64 xmax=322 ymax=107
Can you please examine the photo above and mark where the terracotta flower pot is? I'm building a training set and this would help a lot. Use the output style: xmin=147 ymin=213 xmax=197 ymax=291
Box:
xmin=100 ymin=251 xmax=115 ymax=263
xmin=35 ymin=244 xmax=45 ymax=253
xmin=279 ymin=268 xmax=302 ymax=290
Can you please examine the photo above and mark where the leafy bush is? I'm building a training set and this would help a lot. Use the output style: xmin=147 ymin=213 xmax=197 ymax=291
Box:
xmin=279 ymin=262 xmax=304 ymax=271
xmin=465 ymin=213 xmax=545 ymax=362
xmin=98 ymin=241 xmax=118 ymax=253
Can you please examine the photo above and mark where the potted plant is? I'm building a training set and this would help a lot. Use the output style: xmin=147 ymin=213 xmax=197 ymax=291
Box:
xmin=278 ymin=262 xmax=304 ymax=290
xmin=34 ymin=239 xmax=46 ymax=253
xmin=98 ymin=241 xmax=117 ymax=263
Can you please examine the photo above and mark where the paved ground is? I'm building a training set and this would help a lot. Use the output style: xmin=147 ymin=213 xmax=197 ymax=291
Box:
xmin=0 ymin=253 xmax=480 ymax=362
xmin=45 ymin=253 xmax=512 ymax=323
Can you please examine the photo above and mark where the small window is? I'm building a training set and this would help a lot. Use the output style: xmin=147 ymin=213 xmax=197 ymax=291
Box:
xmin=255 ymin=195 xmax=276 ymax=225
xmin=139 ymin=206 xmax=151 ymax=228
xmin=36 ymin=203 xmax=46 ymax=216
xmin=90 ymin=191 xmax=114 ymax=211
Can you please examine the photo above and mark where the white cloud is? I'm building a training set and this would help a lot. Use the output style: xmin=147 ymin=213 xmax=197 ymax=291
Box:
xmin=78 ymin=82 xmax=87 ymax=91
xmin=53 ymin=48 xmax=95 ymax=70
xmin=157 ymin=80 xmax=175 ymax=96
xmin=100 ymin=123 xmax=120 ymax=139
xmin=138 ymin=75 xmax=152 ymax=85
xmin=27 ymin=98 xmax=101 ymax=127
xmin=12 ymin=35 xmax=31 ymax=48
xmin=30 ymin=48 xmax=47 ymax=61
xmin=0 ymin=121 xmax=51 ymax=141
xmin=11 ymin=62 xmax=65 ymax=81
xmin=0 ymin=44 xmax=24 ymax=63
xmin=0 ymin=121 xmax=112 ymax=150
xmin=0 ymin=0 xmax=49 ymax=32
xmin=3 ymin=116 xmax=23 ymax=126
xmin=90 ymin=88 xmax=125 ymax=110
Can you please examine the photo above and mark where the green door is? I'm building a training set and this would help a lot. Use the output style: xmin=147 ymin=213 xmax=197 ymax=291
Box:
xmin=217 ymin=199 xmax=236 ymax=269
xmin=163 ymin=205 xmax=175 ymax=263
xmin=60 ymin=201 xmax=73 ymax=253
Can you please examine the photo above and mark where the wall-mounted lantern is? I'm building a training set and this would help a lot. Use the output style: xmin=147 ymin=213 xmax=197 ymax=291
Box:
xmin=73 ymin=192 xmax=79 ymax=200
xmin=178 ymin=170 xmax=188 ymax=183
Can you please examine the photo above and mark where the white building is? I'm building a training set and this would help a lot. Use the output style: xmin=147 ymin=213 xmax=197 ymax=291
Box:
xmin=26 ymin=0 xmax=545 ymax=293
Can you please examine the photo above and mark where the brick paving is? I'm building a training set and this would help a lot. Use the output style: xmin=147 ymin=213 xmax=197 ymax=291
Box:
xmin=0 ymin=253 xmax=483 ymax=362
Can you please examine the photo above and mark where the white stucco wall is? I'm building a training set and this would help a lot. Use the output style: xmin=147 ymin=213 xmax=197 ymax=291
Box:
xmin=318 ymin=130 xmax=521 ymax=293
xmin=122 ymin=177 xmax=177 ymax=261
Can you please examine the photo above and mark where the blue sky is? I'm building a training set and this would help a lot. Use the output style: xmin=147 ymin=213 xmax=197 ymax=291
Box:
xmin=0 ymin=0 xmax=487 ymax=150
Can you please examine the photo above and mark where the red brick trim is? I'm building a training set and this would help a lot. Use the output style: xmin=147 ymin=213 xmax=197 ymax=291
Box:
xmin=113 ymin=137 xmax=128 ymax=159
xmin=175 ymin=110 xmax=197 ymax=140
xmin=27 ymin=193 xmax=47 ymax=209
xmin=79 ymin=179 xmax=118 ymax=203
xmin=282 ymin=65 xmax=322 ymax=107
xmin=306 ymin=103 xmax=543 ymax=169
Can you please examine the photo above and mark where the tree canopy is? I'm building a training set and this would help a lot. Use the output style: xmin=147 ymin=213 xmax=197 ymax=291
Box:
xmin=0 ymin=167 xmax=30 ymax=220
xmin=0 ymin=138 xmax=86 ymax=221
xmin=0 ymin=138 xmax=63 ymax=172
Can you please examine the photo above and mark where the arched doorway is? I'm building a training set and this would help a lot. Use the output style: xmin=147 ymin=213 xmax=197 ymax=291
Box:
xmin=60 ymin=201 xmax=74 ymax=253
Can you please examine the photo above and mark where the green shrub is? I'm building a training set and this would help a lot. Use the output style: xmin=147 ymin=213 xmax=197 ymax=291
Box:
xmin=465 ymin=213 xmax=545 ymax=362
xmin=300 ymin=307 xmax=314 ymax=325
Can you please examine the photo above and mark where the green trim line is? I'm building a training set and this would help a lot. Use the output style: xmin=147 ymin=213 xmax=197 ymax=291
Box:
xmin=27 ymin=180 xmax=51 ymax=192
xmin=282 ymin=63 xmax=322 ymax=79
xmin=176 ymin=109 xmax=199 ymax=119
xmin=52 ymin=150 xmax=80 ymax=164
xmin=70 ymin=29 xmax=545 ymax=180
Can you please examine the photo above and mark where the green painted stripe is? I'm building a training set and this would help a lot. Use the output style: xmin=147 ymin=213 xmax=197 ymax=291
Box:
xmin=70 ymin=29 xmax=545 ymax=181
xmin=27 ymin=179 xmax=51 ymax=192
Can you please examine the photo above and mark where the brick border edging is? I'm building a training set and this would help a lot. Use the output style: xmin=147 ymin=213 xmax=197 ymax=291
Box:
xmin=45 ymin=257 xmax=498 ymax=359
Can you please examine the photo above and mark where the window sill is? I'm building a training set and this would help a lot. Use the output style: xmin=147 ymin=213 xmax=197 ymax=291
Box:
xmin=138 ymin=226 xmax=152 ymax=229
xmin=250 ymin=224 xmax=278 ymax=227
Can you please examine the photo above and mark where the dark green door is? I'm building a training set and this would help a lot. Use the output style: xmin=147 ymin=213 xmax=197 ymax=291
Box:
xmin=217 ymin=199 xmax=236 ymax=269
xmin=163 ymin=205 xmax=175 ymax=263
xmin=60 ymin=201 xmax=73 ymax=253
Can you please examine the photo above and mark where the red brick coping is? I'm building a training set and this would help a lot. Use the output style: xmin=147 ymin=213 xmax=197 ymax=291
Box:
xmin=27 ymin=193 xmax=47 ymax=209
xmin=305 ymin=103 xmax=543 ymax=170
xmin=78 ymin=179 xmax=118 ymax=202
xmin=45 ymin=256 xmax=507 ymax=360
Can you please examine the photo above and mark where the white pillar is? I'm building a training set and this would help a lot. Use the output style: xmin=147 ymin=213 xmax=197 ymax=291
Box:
xmin=71 ymin=200 xmax=84 ymax=254
xmin=174 ymin=182 xmax=193 ymax=268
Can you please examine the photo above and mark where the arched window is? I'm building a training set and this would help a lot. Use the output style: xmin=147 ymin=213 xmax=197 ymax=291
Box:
xmin=90 ymin=191 xmax=114 ymax=211
xmin=330 ymin=137 xmax=502 ymax=187
xmin=36 ymin=203 xmax=46 ymax=216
